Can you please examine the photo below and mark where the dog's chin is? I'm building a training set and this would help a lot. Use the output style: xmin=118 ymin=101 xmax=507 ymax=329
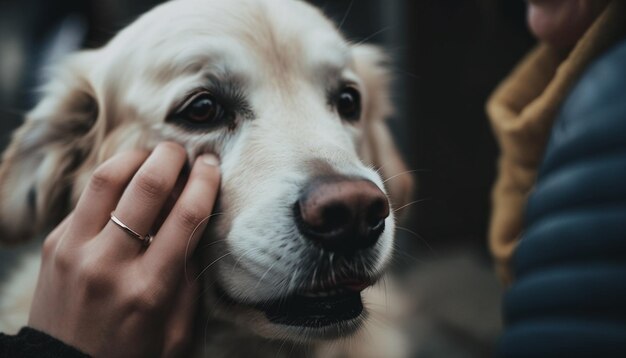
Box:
xmin=213 ymin=282 xmax=371 ymax=341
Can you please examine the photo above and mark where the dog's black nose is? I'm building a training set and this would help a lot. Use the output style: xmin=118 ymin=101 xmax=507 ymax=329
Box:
xmin=296 ymin=176 xmax=390 ymax=254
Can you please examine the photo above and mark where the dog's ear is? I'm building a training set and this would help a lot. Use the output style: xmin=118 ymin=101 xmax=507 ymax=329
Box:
xmin=0 ymin=51 xmax=100 ymax=244
xmin=353 ymin=45 xmax=414 ymax=212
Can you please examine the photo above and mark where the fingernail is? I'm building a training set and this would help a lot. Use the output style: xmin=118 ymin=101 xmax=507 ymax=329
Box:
xmin=200 ymin=154 xmax=220 ymax=167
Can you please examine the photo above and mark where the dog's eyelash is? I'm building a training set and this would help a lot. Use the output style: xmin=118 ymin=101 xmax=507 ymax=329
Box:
xmin=167 ymin=83 xmax=254 ymax=132
xmin=211 ymin=82 xmax=250 ymax=112
xmin=173 ymin=86 xmax=246 ymax=115
xmin=175 ymin=91 xmax=210 ymax=114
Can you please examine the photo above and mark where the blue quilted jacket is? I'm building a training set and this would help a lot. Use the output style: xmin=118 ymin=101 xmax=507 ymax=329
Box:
xmin=498 ymin=39 xmax=626 ymax=357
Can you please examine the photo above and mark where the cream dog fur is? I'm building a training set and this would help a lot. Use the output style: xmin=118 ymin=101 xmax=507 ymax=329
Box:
xmin=0 ymin=1 xmax=413 ymax=356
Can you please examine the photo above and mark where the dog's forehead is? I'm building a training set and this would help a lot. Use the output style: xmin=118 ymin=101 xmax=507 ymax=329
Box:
xmin=107 ymin=0 xmax=350 ymax=81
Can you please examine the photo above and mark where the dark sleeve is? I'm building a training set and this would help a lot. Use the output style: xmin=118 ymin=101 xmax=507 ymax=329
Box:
xmin=497 ymin=39 xmax=626 ymax=357
xmin=0 ymin=327 xmax=90 ymax=358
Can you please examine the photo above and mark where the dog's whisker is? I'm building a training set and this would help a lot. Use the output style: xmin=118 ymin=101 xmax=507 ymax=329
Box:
xmin=202 ymin=277 xmax=237 ymax=314
xmin=368 ymin=164 xmax=383 ymax=176
xmin=356 ymin=325 xmax=374 ymax=353
xmin=360 ymin=255 xmax=367 ymax=275
xmin=390 ymin=65 xmax=423 ymax=81
xmin=288 ymin=339 xmax=299 ymax=357
xmin=395 ymin=226 xmax=435 ymax=253
xmin=288 ymin=267 xmax=300 ymax=293
xmin=275 ymin=338 xmax=289 ymax=358
xmin=200 ymin=238 xmax=229 ymax=249
xmin=391 ymin=246 xmax=427 ymax=265
xmin=231 ymin=246 xmax=264 ymax=276
xmin=193 ymin=276 xmax=220 ymax=303
xmin=253 ymin=260 xmax=279 ymax=291
xmin=311 ymin=266 xmax=318 ymax=288
xmin=382 ymin=169 xmax=429 ymax=184
xmin=186 ymin=212 xmax=224 ymax=249
xmin=389 ymin=254 xmax=412 ymax=269
xmin=363 ymin=311 xmax=393 ymax=329
xmin=393 ymin=198 xmax=431 ymax=213
xmin=195 ymin=252 xmax=233 ymax=281
xmin=338 ymin=0 xmax=355 ymax=31
xmin=184 ymin=212 xmax=225 ymax=283
xmin=364 ymin=302 xmax=390 ymax=309
xmin=353 ymin=26 xmax=393 ymax=46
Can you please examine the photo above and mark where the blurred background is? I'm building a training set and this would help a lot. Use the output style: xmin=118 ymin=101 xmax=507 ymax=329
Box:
xmin=0 ymin=0 xmax=536 ymax=356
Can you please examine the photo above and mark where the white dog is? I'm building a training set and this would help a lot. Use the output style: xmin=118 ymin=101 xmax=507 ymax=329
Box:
xmin=0 ymin=0 xmax=413 ymax=356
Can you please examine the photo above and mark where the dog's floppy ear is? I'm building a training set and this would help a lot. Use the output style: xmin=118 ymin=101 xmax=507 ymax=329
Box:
xmin=353 ymin=45 xmax=414 ymax=212
xmin=0 ymin=51 xmax=100 ymax=244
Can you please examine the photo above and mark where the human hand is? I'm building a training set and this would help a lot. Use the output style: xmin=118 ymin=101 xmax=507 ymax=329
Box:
xmin=28 ymin=142 xmax=220 ymax=357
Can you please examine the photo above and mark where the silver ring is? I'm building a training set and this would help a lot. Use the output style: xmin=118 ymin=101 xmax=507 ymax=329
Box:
xmin=110 ymin=212 xmax=153 ymax=247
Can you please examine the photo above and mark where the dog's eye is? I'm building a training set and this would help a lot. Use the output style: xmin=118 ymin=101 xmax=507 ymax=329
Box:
xmin=336 ymin=86 xmax=361 ymax=121
xmin=177 ymin=92 xmax=224 ymax=124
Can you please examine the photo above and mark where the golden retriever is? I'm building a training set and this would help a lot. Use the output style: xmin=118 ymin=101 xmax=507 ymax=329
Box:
xmin=0 ymin=0 xmax=413 ymax=356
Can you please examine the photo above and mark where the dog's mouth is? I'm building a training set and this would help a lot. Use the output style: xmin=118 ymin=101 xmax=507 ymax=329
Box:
xmin=217 ymin=280 xmax=372 ymax=328
xmin=259 ymin=281 xmax=371 ymax=328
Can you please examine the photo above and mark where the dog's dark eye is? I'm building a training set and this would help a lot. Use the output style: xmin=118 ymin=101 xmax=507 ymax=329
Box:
xmin=336 ymin=86 xmax=361 ymax=121
xmin=177 ymin=92 xmax=224 ymax=125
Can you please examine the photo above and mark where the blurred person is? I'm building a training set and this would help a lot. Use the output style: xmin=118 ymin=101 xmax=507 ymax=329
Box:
xmin=488 ymin=0 xmax=624 ymax=282
xmin=488 ymin=0 xmax=626 ymax=356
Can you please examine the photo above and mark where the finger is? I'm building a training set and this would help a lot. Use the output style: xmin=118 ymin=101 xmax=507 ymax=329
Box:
xmin=70 ymin=150 xmax=150 ymax=240
xmin=48 ymin=212 xmax=73 ymax=242
xmin=161 ymin=263 xmax=199 ymax=358
xmin=42 ymin=213 xmax=73 ymax=258
xmin=144 ymin=154 xmax=220 ymax=279
xmin=101 ymin=142 xmax=187 ymax=257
